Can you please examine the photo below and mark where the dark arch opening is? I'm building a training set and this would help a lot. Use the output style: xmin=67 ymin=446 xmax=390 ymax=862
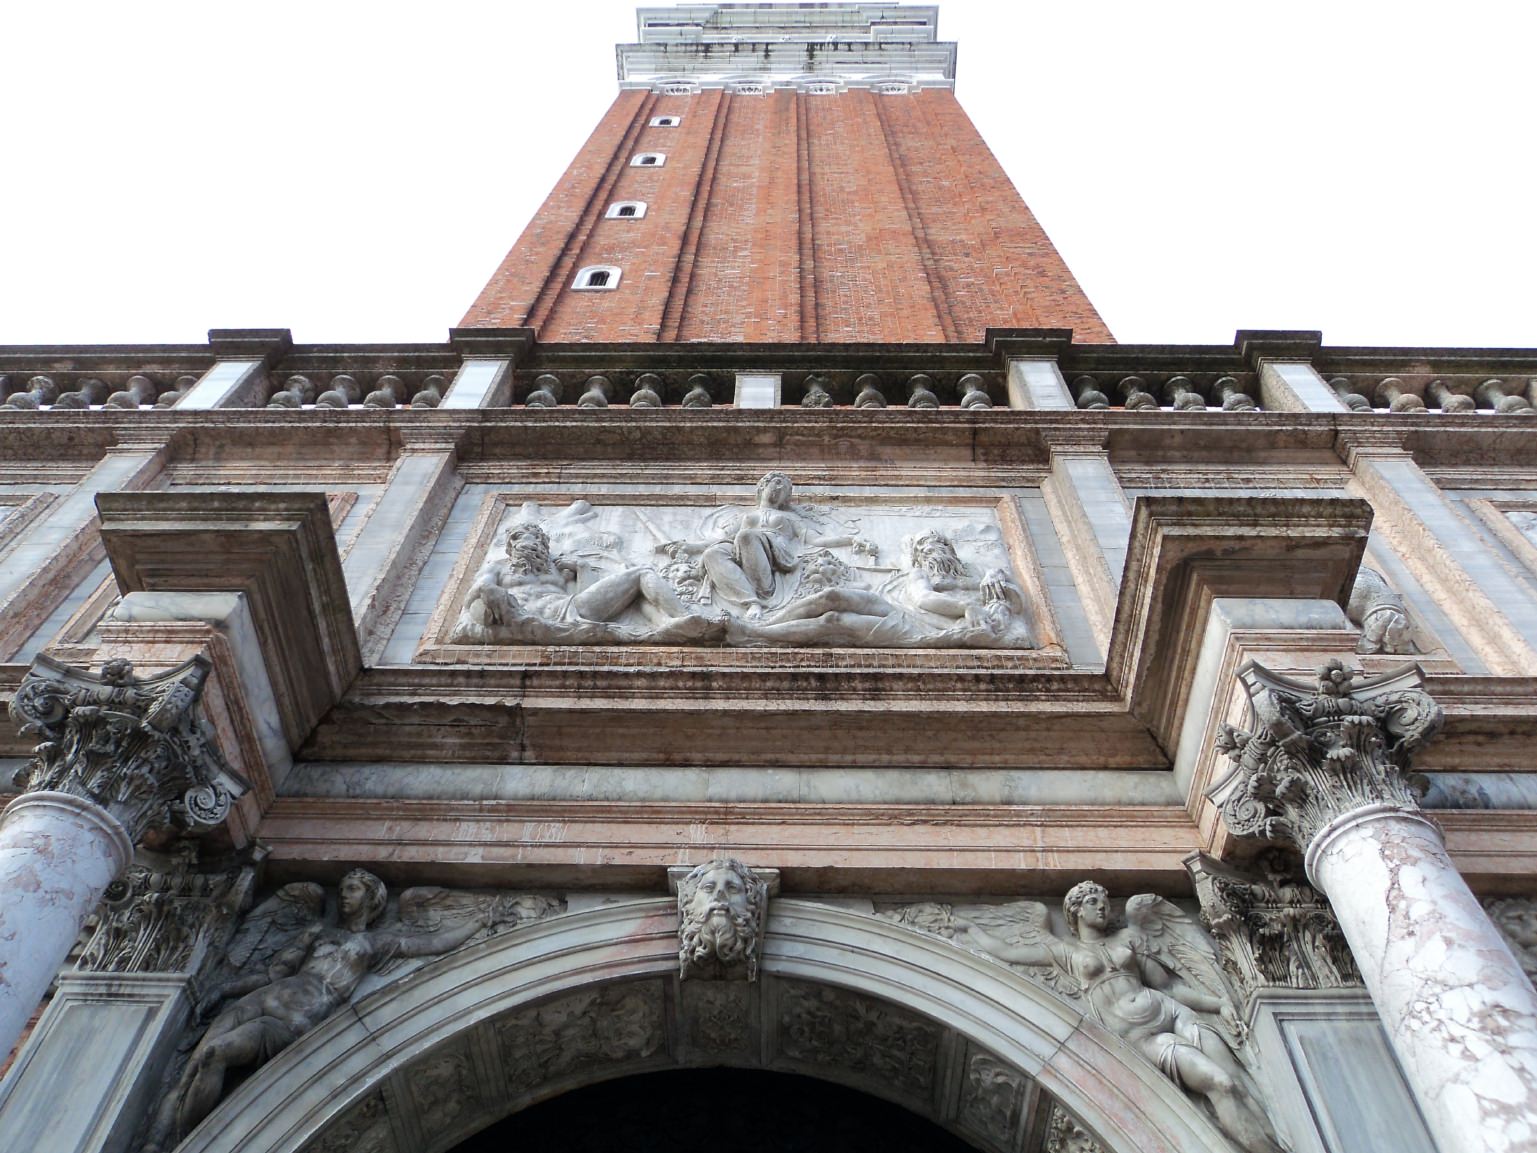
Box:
xmin=446 ymin=1067 xmax=984 ymax=1153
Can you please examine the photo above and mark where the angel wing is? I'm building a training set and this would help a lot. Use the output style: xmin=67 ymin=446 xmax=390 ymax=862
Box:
xmin=375 ymin=887 xmax=563 ymax=975
xmin=954 ymin=900 xmax=1050 ymax=944
xmin=876 ymin=901 xmax=956 ymax=937
xmin=1119 ymin=894 xmax=1234 ymax=1007
xmin=223 ymin=882 xmax=325 ymax=972
xmin=954 ymin=901 xmax=1083 ymax=999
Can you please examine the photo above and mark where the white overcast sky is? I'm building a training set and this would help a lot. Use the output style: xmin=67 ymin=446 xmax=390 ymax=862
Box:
xmin=1 ymin=1 xmax=1531 ymax=349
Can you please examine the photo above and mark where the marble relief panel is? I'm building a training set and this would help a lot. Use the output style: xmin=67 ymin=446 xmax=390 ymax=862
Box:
xmin=429 ymin=474 xmax=1057 ymax=651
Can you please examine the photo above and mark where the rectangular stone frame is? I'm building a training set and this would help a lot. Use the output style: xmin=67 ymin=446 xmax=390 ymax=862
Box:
xmin=411 ymin=486 xmax=1069 ymax=670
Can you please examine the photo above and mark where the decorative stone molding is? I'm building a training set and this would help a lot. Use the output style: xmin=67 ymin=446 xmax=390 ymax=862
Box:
xmin=777 ymin=979 xmax=941 ymax=1098
xmin=1186 ymin=850 xmax=1359 ymax=1002
xmin=77 ymin=846 xmax=252 ymax=978
xmin=673 ymin=858 xmax=771 ymax=981
xmin=1212 ymin=658 xmax=1443 ymax=859
xmin=177 ymin=899 xmax=1238 ymax=1153
xmin=956 ymin=1049 xmax=1027 ymax=1149
xmin=9 ymin=654 xmax=243 ymax=844
xmin=497 ymin=982 xmax=665 ymax=1095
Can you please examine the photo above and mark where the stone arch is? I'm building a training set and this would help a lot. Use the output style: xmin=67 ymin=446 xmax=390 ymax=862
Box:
xmin=173 ymin=899 xmax=1233 ymax=1153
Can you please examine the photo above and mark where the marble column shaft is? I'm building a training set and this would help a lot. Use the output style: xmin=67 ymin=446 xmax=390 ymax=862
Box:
xmin=1308 ymin=804 xmax=1537 ymax=1153
xmin=0 ymin=791 xmax=132 ymax=1057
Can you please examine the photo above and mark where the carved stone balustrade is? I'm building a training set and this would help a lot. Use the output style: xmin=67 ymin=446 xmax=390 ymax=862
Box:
xmin=852 ymin=372 xmax=886 ymax=408
xmin=362 ymin=374 xmax=408 ymax=408
xmin=576 ymin=374 xmax=612 ymax=408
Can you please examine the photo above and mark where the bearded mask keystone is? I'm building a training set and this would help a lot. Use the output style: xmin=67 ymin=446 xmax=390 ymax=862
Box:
xmin=677 ymin=858 xmax=768 ymax=981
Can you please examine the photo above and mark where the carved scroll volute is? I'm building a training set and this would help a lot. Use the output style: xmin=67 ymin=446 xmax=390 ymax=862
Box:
xmin=8 ymin=654 xmax=245 ymax=845
xmin=1210 ymin=658 xmax=1443 ymax=855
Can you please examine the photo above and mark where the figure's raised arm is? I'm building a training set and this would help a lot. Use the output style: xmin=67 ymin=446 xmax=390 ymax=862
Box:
xmin=952 ymin=911 xmax=1061 ymax=969
xmin=386 ymin=912 xmax=489 ymax=961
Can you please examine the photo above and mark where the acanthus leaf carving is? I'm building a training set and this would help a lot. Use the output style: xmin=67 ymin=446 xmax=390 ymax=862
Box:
xmin=1187 ymin=849 xmax=1360 ymax=1001
xmin=496 ymin=983 xmax=664 ymax=1094
xmin=776 ymin=980 xmax=940 ymax=1097
xmin=1045 ymin=1104 xmax=1106 ymax=1153
xmin=8 ymin=654 xmax=244 ymax=844
xmin=1212 ymin=658 xmax=1443 ymax=853
xmin=77 ymin=843 xmax=252 ymax=977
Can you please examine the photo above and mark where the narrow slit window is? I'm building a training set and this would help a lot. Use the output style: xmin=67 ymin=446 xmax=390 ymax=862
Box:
xmin=631 ymin=152 xmax=666 ymax=167
xmin=573 ymin=266 xmax=622 ymax=291
xmin=606 ymin=201 xmax=648 ymax=219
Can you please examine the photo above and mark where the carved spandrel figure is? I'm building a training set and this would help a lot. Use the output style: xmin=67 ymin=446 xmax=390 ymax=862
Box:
xmin=149 ymin=870 xmax=556 ymax=1149
xmin=452 ymin=521 xmax=724 ymax=644
xmin=677 ymin=858 xmax=768 ymax=981
xmin=955 ymin=883 xmax=1283 ymax=1153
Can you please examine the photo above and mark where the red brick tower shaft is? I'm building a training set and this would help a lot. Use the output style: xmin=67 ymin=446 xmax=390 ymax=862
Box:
xmin=461 ymin=4 xmax=1113 ymax=344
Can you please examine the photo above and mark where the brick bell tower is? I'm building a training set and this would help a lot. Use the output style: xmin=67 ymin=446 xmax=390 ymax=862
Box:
xmin=461 ymin=3 xmax=1113 ymax=344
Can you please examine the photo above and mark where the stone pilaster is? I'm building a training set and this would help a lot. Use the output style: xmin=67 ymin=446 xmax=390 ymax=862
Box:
xmin=0 ymin=656 xmax=241 ymax=1056
xmin=1212 ymin=658 xmax=1537 ymax=1153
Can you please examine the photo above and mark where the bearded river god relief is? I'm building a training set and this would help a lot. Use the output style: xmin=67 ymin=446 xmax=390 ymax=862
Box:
xmin=440 ymin=474 xmax=1050 ymax=650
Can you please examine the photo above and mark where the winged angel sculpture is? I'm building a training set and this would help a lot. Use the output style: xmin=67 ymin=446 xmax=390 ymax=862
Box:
xmin=884 ymin=883 xmax=1283 ymax=1153
xmin=146 ymin=870 xmax=560 ymax=1150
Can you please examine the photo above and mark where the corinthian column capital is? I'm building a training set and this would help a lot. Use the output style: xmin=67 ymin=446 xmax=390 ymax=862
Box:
xmin=8 ymin=654 xmax=243 ymax=845
xmin=1213 ymin=657 xmax=1444 ymax=858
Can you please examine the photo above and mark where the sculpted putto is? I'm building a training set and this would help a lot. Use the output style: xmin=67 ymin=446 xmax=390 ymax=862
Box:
xmin=147 ymin=871 xmax=558 ymax=1149
xmin=677 ymin=858 xmax=768 ymax=981
xmin=907 ymin=885 xmax=1281 ymax=1153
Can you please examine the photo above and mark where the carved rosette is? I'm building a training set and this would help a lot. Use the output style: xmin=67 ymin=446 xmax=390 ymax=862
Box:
xmin=8 ymin=654 xmax=243 ymax=844
xmin=1187 ymin=850 xmax=1359 ymax=1001
xmin=1212 ymin=658 xmax=1443 ymax=854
